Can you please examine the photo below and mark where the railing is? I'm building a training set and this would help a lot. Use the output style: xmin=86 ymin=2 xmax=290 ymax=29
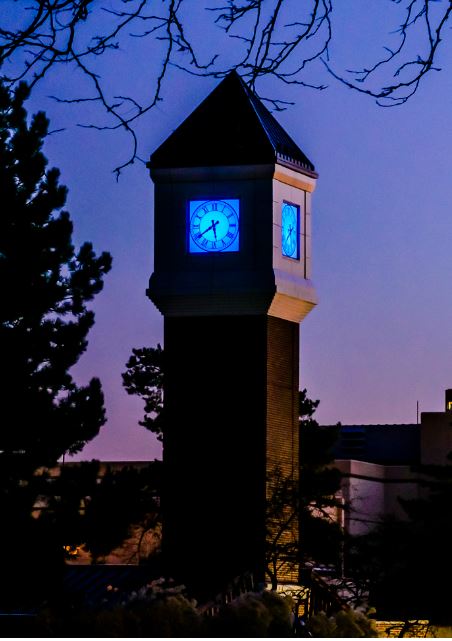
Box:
xmin=374 ymin=619 xmax=430 ymax=638
xmin=307 ymin=571 xmax=348 ymax=618
xmin=198 ymin=571 xmax=257 ymax=617
xmin=199 ymin=567 xmax=346 ymax=623
xmin=275 ymin=569 xmax=348 ymax=623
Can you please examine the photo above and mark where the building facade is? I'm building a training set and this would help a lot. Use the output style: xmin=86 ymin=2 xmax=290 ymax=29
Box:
xmin=330 ymin=389 xmax=452 ymax=536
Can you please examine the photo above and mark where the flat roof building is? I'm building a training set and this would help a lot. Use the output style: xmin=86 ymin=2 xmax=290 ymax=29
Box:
xmin=326 ymin=389 xmax=452 ymax=536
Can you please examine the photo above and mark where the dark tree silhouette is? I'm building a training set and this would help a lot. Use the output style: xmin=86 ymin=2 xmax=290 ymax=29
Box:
xmin=266 ymin=390 xmax=344 ymax=589
xmin=346 ymin=452 xmax=452 ymax=625
xmin=298 ymin=394 xmax=344 ymax=569
xmin=122 ymin=344 xmax=164 ymax=441
xmin=0 ymin=80 xmax=112 ymax=472
xmin=1 ymin=1 xmax=450 ymax=174
xmin=0 ymin=79 xmax=111 ymax=608
xmin=31 ymin=460 xmax=162 ymax=569
xmin=82 ymin=462 xmax=162 ymax=563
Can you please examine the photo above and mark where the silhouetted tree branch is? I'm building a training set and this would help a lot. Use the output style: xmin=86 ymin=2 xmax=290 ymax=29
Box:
xmin=323 ymin=0 xmax=452 ymax=107
xmin=122 ymin=344 xmax=165 ymax=442
xmin=1 ymin=1 xmax=450 ymax=174
xmin=265 ymin=390 xmax=345 ymax=590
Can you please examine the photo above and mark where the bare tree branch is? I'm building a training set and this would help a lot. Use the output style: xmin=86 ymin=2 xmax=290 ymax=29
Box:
xmin=1 ymin=1 xmax=450 ymax=173
xmin=323 ymin=0 xmax=452 ymax=106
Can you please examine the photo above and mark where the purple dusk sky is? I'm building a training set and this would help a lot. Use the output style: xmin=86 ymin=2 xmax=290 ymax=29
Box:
xmin=9 ymin=3 xmax=451 ymax=461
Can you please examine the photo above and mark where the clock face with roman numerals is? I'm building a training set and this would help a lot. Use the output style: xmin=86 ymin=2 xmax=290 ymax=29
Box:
xmin=188 ymin=199 xmax=239 ymax=253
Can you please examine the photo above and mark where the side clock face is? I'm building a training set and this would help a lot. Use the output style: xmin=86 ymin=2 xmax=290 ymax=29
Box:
xmin=188 ymin=199 xmax=240 ymax=253
xmin=281 ymin=202 xmax=300 ymax=259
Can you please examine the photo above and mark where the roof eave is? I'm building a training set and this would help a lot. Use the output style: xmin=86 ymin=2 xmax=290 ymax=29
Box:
xmin=276 ymin=153 xmax=318 ymax=179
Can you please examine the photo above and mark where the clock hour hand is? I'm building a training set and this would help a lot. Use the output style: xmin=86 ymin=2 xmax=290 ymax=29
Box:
xmin=196 ymin=219 xmax=220 ymax=238
xmin=286 ymin=225 xmax=293 ymax=241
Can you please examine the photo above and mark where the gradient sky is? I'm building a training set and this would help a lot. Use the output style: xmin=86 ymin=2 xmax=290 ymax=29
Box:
xmin=13 ymin=2 xmax=452 ymax=461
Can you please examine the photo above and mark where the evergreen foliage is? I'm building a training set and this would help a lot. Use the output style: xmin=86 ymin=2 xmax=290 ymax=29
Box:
xmin=0 ymin=80 xmax=111 ymax=469
xmin=0 ymin=80 xmax=111 ymax=608
xmin=308 ymin=608 xmax=379 ymax=638
xmin=207 ymin=590 xmax=294 ymax=638
xmin=34 ymin=582 xmax=294 ymax=638
xmin=299 ymin=390 xmax=343 ymax=567
xmin=37 ymin=461 xmax=162 ymax=564
xmin=81 ymin=462 xmax=162 ymax=562
xmin=122 ymin=344 xmax=164 ymax=441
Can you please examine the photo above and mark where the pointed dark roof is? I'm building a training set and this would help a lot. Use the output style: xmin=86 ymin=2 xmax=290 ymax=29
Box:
xmin=149 ymin=71 xmax=316 ymax=175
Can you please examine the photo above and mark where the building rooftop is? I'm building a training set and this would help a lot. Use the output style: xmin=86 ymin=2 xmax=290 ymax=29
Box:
xmin=149 ymin=71 xmax=316 ymax=175
xmin=329 ymin=423 xmax=420 ymax=466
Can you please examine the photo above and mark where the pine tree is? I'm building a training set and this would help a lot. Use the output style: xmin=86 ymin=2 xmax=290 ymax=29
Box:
xmin=0 ymin=80 xmax=111 ymax=470
xmin=298 ymin=389 xmax=344 ymax=568
xmin=122 ymin=344 xmax=164 ymax=441
xmin=0 ymin=80 xmax=111 ymax=608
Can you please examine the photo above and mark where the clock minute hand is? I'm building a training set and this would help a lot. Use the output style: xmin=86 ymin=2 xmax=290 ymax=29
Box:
xmin=197 ymin=220 xmax=220 ymax=238
xmin=286 ymin=225 xmax=293 ymax=241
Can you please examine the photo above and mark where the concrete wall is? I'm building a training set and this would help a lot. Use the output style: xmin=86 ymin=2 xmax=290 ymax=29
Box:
xmin=335 ymin=459 xmax=419 ymax=537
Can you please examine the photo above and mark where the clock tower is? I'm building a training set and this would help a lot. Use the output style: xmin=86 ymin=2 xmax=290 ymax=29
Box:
xmin=147 ymin=71 xmax=317 ymax=597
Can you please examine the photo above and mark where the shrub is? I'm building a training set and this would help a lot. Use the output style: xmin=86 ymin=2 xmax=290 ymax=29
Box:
xmin=308 ymin=609 xmax=379 ymax=638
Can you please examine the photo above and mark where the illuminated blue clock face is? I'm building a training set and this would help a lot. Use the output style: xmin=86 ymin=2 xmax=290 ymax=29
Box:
xmin=188 ymin=199 xmax=239 ymax=253
xmin=281 ymin=202 xmax=300 ymax=259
